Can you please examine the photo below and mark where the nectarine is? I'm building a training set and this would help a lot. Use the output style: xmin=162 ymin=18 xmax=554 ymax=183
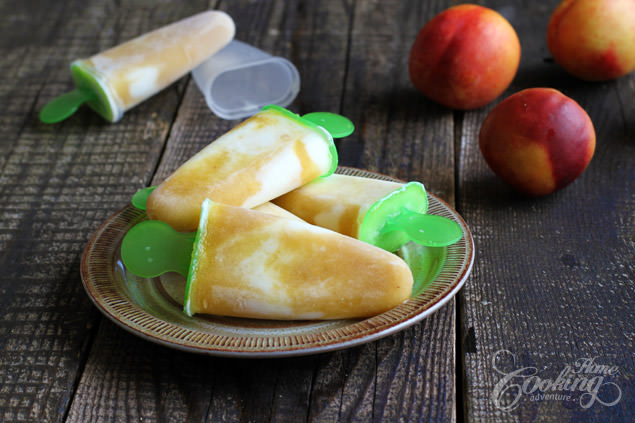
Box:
xmin=479 ymin=88 xmax=596 ymax=196
xmin=547 ymin=0 xmax=635 ymax=81
xmin=408 ymin=4 xmax=521 ymax=110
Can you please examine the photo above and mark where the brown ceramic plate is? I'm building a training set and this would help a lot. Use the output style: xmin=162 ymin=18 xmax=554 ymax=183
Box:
xmin=80 ymin=167 xmax=474 ymax=357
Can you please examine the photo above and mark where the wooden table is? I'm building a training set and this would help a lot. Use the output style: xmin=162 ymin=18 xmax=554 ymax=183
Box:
xmin=1 ymin=1 xmax=632 ymax=422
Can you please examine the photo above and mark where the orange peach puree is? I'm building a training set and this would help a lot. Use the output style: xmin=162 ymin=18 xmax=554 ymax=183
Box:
xmin=146 ymin=111 xmax=326 ymax=232
xmin=187 ymin=203 xmax=413 ymax=320
xmin=83 ymin=13 xmax=233 ymax=108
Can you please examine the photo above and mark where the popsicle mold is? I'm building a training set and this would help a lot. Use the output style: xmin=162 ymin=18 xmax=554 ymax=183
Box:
xmin=192 ymin=40 xmax=300 ymax=119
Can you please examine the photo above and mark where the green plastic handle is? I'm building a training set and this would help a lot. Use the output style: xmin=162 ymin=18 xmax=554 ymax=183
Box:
xmin=376 ymin=208 xmax=462 ymax=249
xmin=131 ymin=186 xmax=156 ymax=210
xmin=398 ymin=242 xmax=447 ymax=297
xmin=302 ymin=112 xmax=355 ymax=138
xmin=120 ymin=220 xmax=195 ymax=278
xmin=39 ymin=89 xmax=94 ymax=123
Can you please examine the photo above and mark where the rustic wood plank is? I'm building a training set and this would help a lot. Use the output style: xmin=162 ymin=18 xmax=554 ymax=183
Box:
xmin=0 ymin=1 xmax=209 ymax=422
xmin=457 ymin=1 xmax=634 ymax=421
xmin=341 ymin=0 xmax=457 ymax=201
xmin=67 ymin=1 xmax=349 ymax=422
xmin=340 ymin=2 xmax=457 ymax=422
xmin=64 ymin=1 xmax=461 ymax=422
xmin=17 ymin=1 xmax=633 ymax=422
xmin=68 ymin=320 xmax=219 ymax=422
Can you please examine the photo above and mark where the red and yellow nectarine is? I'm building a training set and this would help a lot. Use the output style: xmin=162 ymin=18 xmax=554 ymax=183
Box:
xmin=479 ymin=88 xmax=596 ymax=196
xmin=547 ymin=0 xmax=635 ymax=81
xmin=408 ymin=4 xmax=521 ymax=110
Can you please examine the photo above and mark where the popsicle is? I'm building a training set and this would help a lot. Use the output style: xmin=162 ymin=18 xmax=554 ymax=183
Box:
xmin=145 ymin=105 xmax=340 ymax=232
xmin=121 ymin=199 xmax=413 ymax=319
xmin=130 ymin=185 xmax=299 ymax=219
xmin=186 ymin=200 xmax=413 ymax=319
xmin=40 ymin=11 xmax=236 ymax=123
xmin=273 ymin=173 xmax=462 ymax=252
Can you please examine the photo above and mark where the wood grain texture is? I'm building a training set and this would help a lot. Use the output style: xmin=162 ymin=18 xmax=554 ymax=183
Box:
xmin=3 ymin=0 xmax=631 ymax=422
xmin=67 ymin=1 xmax=353 ymax=422
xmin=0 ymin=1 xmax=210 ymax=422
xmin=341 ymin=0 xmax=455 ymax=201
xmin=457 ymin=1 xmax=634 ymax=422
xmin=64 ymin=1 xmax=459 ymax=423
xmin=324 ymin=1 xmax=458 ymax=422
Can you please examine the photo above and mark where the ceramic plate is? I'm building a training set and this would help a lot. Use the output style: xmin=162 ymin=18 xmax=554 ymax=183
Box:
xmin=80 ymin=167 xmax=474 ymax=357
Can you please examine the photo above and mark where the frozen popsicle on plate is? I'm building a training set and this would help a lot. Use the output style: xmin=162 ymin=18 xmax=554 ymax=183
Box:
xmin=40 ymin=11 xmax=235 ymax=123
xmin=130 ymin=185 xmax=299 ymax=220
xmin=146 ymin=105 xmax=338 ymax=232
xmin=273 ymin=173 xmax=462 ymax=251
xmin=183 ymin=200 xmax=413 ymax=320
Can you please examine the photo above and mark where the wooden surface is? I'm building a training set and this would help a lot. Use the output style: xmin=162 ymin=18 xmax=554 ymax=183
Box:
xmin=0 ymin=1 xmax=632 ymax=422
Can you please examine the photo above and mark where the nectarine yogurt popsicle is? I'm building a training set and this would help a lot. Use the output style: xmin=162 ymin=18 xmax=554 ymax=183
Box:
xmin=130 ymin=186 xmax=300 ymax=220
xmin=41 ymin=11 xmax=235 ymax=122
xmin=146 ymin=105 xmax=338 ymax=232
xmin=183 ymin=200 xmax=413 ymax=319
xmin=273 ymin=173 xmax=462 ymax=251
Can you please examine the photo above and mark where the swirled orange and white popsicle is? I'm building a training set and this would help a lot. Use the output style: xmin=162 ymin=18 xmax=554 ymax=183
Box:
xmin=274 ymin=173 xmax=462 ymax=251
xmin=272 ymin=173 xmax=428 ymax=251
xmin=146 ymin=105 xmax=338 ymax=232
xmin=183 ymin=200 xmax=413 ymax=320
xmin=41 ymin=11 xmax=235 ymax=123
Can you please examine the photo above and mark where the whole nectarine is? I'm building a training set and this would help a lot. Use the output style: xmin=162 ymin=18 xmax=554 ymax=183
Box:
xmin=408 ymin=4 xmax=521 ymax=110
xmin=547 ymin=0 xmax=635 ymax=81
xmin=479 ymin=88 xmax=596 ymax=196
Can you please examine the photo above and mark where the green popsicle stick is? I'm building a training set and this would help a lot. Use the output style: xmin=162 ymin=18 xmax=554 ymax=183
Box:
xmin=131 ymin=186 xmax=156 ymax=210
xmin=39 ymin=89 xmax=95 ymax=123
xmin=398 ymin=242 xmax=447 ymax=297
xmin=302 ymin=111 xmax=355 ymax=138
xmin=121 ymin=220 xmax=196 ymax=278
xmin=375 ymin=208 xmax=463 ymax=250
xmin=358 ymin=181 xmax=428 ymax=252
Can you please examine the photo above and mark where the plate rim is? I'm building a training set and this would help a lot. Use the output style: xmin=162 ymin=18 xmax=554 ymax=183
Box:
xmin=80 ymin=167 xmax=474 ymax=358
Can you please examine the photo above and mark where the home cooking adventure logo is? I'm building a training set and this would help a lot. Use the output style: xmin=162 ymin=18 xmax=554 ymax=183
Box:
xmin=490 ymin=349 xmax=623 ymax=411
